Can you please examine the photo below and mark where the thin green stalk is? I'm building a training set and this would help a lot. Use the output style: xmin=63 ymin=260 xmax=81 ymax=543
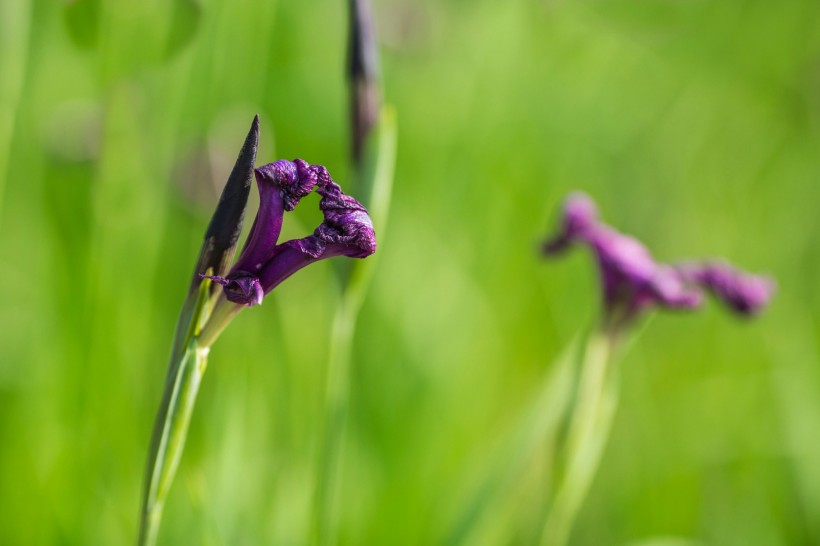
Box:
xmin=197 ymin=294 xmax=243 ymax=349
xmin=137 ymin=117 xmax=255 ymax=545
xmin=311 ymin=237 xmax=374 ymax=545
xmin=539 ymin=331 xmax=619 ymax=546
xmin=138 ymin=279 xmax=218 ymax=546
xmin=444 ymin=337 xmax=581 ymax=546
xmin=138 ymin=340 xmax=210 ymax=546
xmin=311 ymin=289 xmax=359 ymax=546
xmin=310 ymin=105 xmax=395 ymax=546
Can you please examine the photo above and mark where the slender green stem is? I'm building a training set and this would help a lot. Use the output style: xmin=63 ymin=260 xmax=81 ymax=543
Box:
xmin=311 ymin=293 xmax=358 ymax=546
xmin=539 ymin=332 xmax=619 ymax=546
xmin=310 ymin=104 xmax=395 ymax=546
xmin=138 ymin=280 xmax=231 ymax=546
xmin=311 ymin=258 xmax=371 ymax=545
xmin=138 ymin=340 xmax=210 ymax=546
xmin=444 ymin=337 xmax=581 ymax=546
xmin=197 ymin=294 xmax=243 ymax=349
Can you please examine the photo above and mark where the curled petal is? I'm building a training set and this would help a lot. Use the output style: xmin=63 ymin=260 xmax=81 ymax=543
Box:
xmin=254 ymin=159 xmax=317 ymax=212
xmin=315 ymin=172 xmax=376 ymax=257
xmin=230 ymin=159 xmax=323 ymax=276
xmin=287 ymin=159 xmax=319 ymax=211
xmin=289 ymin=165 xmax=377 ymax=260
xmin=256 ymin=165 xmax=375 ymax=295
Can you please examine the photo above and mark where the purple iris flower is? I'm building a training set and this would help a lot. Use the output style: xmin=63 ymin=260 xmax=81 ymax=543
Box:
xmin=543 ymin=192 xmax=773 ymax=329
xmin=204 ymin=159 xmax=376 ymax=306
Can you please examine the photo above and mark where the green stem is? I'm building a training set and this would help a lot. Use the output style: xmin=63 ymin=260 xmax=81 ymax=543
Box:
xmin=539 ymin=332 xmax=619 ymax=546
xmin=443 ymin=337 xmax=581 ymax=546
xmin=138 ymin=340 xmax=210 ymax=546
xmin=138 ymin=279 xmax=228 ymax=546
xmin=311 ymin=285 xmax=362 ymax=546
xmin=196 ymin=294 xmax=243 ymax=349
xmin=309 ymin=104 xmax=394 ymax=545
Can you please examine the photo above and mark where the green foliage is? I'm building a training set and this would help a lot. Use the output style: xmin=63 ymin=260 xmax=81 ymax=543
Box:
xmin=1 ymin=0 xmax=819 ymax=544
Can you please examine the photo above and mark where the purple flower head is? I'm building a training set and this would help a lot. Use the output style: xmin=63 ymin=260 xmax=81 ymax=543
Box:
xmin=677 ymin=260 xmax=776 ymax=316
xmin=543 ymin=192 xmax=774 ymax=331
xmin=204 ymin=159 xmax=376 ymax=307
xmin=543 ymin=192 xmax=700 ymax=330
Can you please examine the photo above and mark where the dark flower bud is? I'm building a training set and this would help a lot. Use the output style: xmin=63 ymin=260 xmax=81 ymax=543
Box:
xmin=348 ymin=0 xmax=381 ymax=167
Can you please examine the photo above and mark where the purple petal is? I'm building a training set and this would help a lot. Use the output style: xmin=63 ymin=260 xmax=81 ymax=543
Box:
xmin=230 ymin=159 xmax=323 ymax=276
xmin=543 ymin=191 xmax=599 ymax=255
xmin=590 ymin=227 xmax=656 ymax=287
xmin=254 ymin=159 xmax=317 ymax=212
xmin=256 ymin=165 xmax=376 ymax=295
xmin=256 ymin=242 xmax=318 ymax=294
xmin=563 ymin=192 xmax=599 ymax=236
xmin=301 ymin=165 xmax=377 ymax=259
xmin=286 ymin=159 xmax=319 ymax=211
xmin=231 ymin=167 xmax=288 ymax=275
xmin=678 ymin=261 xmax=775 ymax=316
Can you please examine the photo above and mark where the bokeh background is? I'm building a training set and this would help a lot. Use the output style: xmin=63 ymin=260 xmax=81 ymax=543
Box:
xmin=1 ymin=0 xmax=819 ymax=544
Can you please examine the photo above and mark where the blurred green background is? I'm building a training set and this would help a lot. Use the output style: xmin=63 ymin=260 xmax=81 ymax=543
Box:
xmin=1 ymin=0 xmax=819 ymax=544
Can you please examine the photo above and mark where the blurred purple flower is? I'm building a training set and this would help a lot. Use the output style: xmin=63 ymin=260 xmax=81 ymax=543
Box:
xmin=204 ymin=159 xmax=376 ymax=306
xmin=543 ymin=192 xmax=772 ymax=330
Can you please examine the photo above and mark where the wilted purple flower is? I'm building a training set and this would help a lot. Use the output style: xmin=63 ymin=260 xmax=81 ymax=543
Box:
xmin=204 ymin=159 xmax=376 ymax=306
xmin=542 ymin=192 xmax=772 ymax=331
xmin=677 ymin=260 xmax=775 ymax=316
